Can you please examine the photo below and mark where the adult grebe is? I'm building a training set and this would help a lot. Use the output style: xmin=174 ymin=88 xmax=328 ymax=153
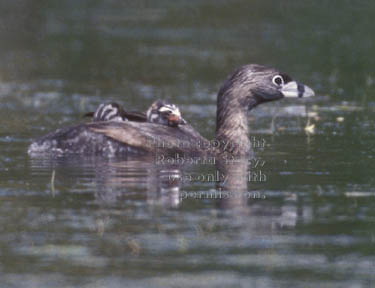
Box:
xmin=28 ymin=64 xmax=314 ymax=156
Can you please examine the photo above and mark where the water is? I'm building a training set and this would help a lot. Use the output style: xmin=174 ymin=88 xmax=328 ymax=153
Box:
xmin=1 ymin=1 xmax=375 ymax=287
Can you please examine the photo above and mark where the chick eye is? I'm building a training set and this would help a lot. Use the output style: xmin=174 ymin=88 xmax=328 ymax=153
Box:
xmin=272 ymin=75 xmax=284 ymax=86
xmin=160 ymin=110 xmax=171 ymax=115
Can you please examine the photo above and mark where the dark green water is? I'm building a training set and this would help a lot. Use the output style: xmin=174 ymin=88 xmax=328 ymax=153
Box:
xmin=1 ymin=1 xmax=375 ymax=287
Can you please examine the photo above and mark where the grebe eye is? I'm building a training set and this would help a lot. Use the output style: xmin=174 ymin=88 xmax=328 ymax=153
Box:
xmin=159 ymin=106 xmax=173 ymax=114
xmin=272 ymin=75 xmax=284 ymax=86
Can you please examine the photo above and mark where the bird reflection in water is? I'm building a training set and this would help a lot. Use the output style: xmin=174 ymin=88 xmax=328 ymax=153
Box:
xmin=29 ymin=153 xmax=304 ymax=231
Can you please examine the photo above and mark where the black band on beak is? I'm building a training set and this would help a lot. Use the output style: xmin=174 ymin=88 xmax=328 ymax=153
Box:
xmin=297 ymin=83 xmax=305 ymax=98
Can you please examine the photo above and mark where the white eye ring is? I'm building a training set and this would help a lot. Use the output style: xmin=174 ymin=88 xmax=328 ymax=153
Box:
xmin=272 ymin=75 xmax=284 ymax=86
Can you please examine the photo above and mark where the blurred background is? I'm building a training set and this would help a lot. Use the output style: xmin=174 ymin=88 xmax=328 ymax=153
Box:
xmin=1 ymin=1 xmax=375 ymax=287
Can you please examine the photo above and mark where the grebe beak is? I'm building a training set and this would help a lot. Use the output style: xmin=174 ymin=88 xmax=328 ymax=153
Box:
xmin=281 ymin=81 xmax=315 ymax=98
xmin=167 ymin=113 xmax=186 ymax=126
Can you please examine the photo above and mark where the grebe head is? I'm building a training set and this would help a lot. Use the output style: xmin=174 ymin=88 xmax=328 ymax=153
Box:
xmin=146 ymin=100 xmax=186 ymax=127
xmin=91 ymin=102 xmax=127 ymax=122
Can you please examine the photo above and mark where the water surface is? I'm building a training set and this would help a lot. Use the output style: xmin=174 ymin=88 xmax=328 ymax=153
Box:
xmin=1 ymin=1 xmax=375 ymax=287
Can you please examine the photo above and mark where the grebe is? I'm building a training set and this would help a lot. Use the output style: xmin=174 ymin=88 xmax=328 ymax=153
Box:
xmin=28 ymin=64 xmax=314 ymax=156
xmin=85 ymin=100 xmax=186 ymax=127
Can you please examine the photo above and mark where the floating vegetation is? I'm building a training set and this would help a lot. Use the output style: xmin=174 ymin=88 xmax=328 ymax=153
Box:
xmin=50 ymin=169 xmax=56 ymax=197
